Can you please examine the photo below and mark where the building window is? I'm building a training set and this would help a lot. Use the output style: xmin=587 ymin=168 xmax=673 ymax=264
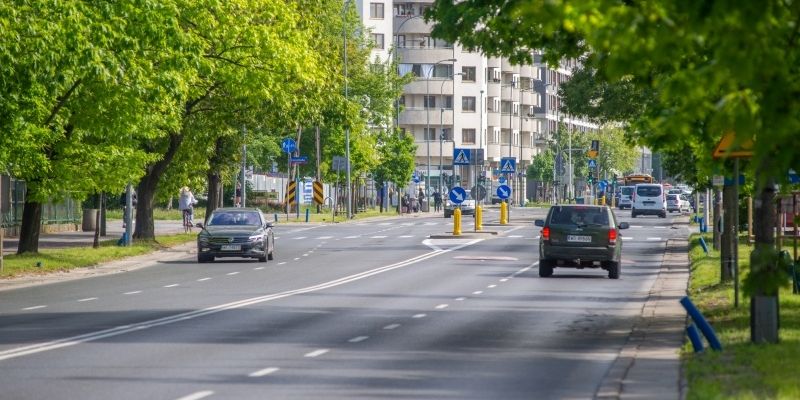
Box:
xmin=424 ymin=127 xmax=436 ymax=140
xmin=424 ymin=95 xmax=436 ymax=109
xmin=370 ymin=3 xmax=384 ymax=19
xmin=395 ymin=35 xmax=405 ymax=48
xmin=462 ymin=129 xmax=476 ymax=144
xmin=462 ymin=96 xmax=476 ymax=112
xmin=441 ymin=95 xmax=453 ymax=109
xmin=394 ymin=4 xmax=415 ymax=16
xmin=371 ymin=33 xmax=384 ymax=49
xmin=462 ymin=66 xmax=476 ymax=82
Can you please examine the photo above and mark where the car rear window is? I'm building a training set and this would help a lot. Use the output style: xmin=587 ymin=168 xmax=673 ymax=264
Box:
xmin=637 ymin=186 xmax=662 ymax=197
xmin=620 ymin=187 xmax=634 ymax=196
xmin=667 ymin=194 xmax=679 ymax=200
xmin=549 ymin=207 xmax=609 ymax=226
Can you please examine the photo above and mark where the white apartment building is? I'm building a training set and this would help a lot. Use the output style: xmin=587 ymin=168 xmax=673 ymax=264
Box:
xmin=356 ymin=1 xmax=596 ymax=203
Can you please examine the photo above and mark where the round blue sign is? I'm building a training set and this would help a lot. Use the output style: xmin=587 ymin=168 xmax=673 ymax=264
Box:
xmin=448 ymin=187 xmax=467 ymax=204
xmin=498 ymin=176 xmax=507 ymax=184
xmin=598 ymin=180 xmax=607 ymax=190
xmin=281 ymin=138 xmax=297 ymax=154
xmin=496 ymin=185 xmax=511 ymax=199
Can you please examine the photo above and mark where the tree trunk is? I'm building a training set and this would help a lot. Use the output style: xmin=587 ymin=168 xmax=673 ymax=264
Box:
xmin=17 ymin=198 xmax=42 ymax=254
xmin=750 ymin=176 xmax=779 ymax=343
xmin=721 ymin=183 xmax=736 ymax=281
xmin=93 ymin=192 xmax=102 ymax=249
xmin=133 ymin=132 xmax=184 ymax=240
xmin=206 ymin=171 xmax=222 ymax=223
xmin=713 ymin=187 xmax=722 ymax=250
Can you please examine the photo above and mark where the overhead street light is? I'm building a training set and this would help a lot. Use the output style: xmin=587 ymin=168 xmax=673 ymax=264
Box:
xmin=343 ymin=0 xmax=353 ymax=219
xmin=426 ymin=58 xmax=458 ymax=197
xmin=439 ymin=72 xmax=464 ymax=193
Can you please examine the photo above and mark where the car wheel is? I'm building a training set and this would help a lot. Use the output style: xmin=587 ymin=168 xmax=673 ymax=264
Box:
xmin=660 ymin=212 xmax=667 ymax=218
xmin=539 ymin=260 xmax=554 ymax=277
xmin=631 ymin=210 xmax=637 ymax=218
xmin=258 ymin=255 xmax=267 ymax=262
xmin=607 ymin=261 xmax=620 ymax=279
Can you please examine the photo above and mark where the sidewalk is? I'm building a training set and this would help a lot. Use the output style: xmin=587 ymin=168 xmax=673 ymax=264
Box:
xmin=596 ymin=216 xmax=690 ymax=400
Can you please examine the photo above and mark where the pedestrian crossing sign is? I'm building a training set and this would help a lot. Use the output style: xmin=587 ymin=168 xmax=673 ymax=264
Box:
xmin=500 ymin=157 xmax=516 ymax=173
xmin=453 ymin=148 xmax=471 ymax=165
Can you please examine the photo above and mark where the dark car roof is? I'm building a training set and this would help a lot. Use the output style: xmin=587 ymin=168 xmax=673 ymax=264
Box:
xmin=211 ymin=207 xmax=261 ymax=213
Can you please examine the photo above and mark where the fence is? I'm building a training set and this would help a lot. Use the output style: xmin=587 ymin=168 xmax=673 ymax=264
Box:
xmin=1 ymin=176 xmax=81 ymax=229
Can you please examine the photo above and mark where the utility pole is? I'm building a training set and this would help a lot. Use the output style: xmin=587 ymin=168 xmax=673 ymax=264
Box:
xmin=241 ymin=125 xmax=247 ymax=208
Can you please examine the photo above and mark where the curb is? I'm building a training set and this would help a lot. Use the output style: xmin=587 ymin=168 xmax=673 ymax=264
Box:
xmin=595 ymin=237 xmax=690 ymax=400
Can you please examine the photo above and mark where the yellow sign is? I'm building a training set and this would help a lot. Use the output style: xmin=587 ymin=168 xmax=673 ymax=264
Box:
xmin=284 ymin=181 xmax=297 ymax=206
xmin=712 ymin=132 xmax=753 ymax=159
xmin=313 ymin=181 xmax=324 ymax=205
xmin=587 ymin=150 xmax=598 ymax=159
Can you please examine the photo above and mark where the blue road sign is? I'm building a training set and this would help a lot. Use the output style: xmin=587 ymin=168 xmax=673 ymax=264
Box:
xmin=496 ymin=185 xmax=511 ymax=199
xmin=449 ymin=186 xmax=467 ymax=204
xmin=588 ymin=159 xmax=597 ymax=169
xmin=598 ymin=180 xmax=607 ymax=190
xmin=790 ymin=170 xmax=800 ymax=184
xmin=498 ymin=176 xmax=507 ymax=184
xmin=290 ymin=156 xmax=308 ymax=164
xmin=412 ymin=172 xmax=420 ymax=183
xmin=453 ymin=148 xmax=471 ymax=165
xmin=281 ymin=138 xmax=296 ymax=154
xmin=500 ymin=157 xmax=516 ymax=173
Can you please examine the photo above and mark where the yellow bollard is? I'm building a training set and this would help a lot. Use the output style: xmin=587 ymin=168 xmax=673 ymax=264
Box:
xmin=475 ymin=205 xmax=482 ymax=231
xmin=500 ymin=202 xmax=508 ymax=225
xmin=602 ymin=196 xmax=606 ymax=206
xmin=453 ymin=208 xmax=462 ymax=236
xmin=612 ymin=195 xmax=616 ymax=208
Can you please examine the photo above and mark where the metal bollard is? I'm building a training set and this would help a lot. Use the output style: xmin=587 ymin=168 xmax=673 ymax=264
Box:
xmin=680 ymin=296 xmax=722 ymax=351
xmin=305 ymin=208 xmax=309 ymax=223
xmin=453 ymin=208 xmax=462 ymax=236
xmin=500 ymin=202 xmax=508 ymax=225
xmin=686 ymin=324 xmax=705 ymax=353
xmin=475 ymin=205 xmax=482 ymax=231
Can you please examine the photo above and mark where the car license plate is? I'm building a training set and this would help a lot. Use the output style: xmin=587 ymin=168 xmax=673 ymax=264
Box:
xmin=220 ymin=244 xmax=241 ymax=251
xmin=567 ymin=235 xmax=592 ymax=243
xmin=644 ymin=201 xmax=655 ymax=205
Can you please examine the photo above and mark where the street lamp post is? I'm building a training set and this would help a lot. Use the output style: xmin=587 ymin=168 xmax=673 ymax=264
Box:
xmin=426 ymin=58 xmax=457 ymax=199
xmin=343 ymin=0 xmax=353 ymax=219
xmin=439 ymin=72 xmax=463 ymax=195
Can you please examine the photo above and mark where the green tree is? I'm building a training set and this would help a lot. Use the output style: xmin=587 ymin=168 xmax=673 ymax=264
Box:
xmin=527 ymin=148 xmax=554 ymax=182
xmin=373 ymin=131 xmax=417 ymax=212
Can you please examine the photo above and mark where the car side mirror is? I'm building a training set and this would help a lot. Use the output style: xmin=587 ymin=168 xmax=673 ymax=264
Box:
xmin=618 ymin=222 xmax=629 ymax=230
xmin=195 ymin=222 xmax=204 ymax=229
xmin=265 ymin=222 xmax=274 ymax=228
xmin=534 ymin=219 xmax=545 ymax=227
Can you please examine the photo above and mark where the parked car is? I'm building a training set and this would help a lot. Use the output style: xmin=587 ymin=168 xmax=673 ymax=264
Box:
xmin=444 ymin=189 xmax=476 ymax=218
xmin=535 ymin=205 xmax=629 ymax=279
xmin=666 ymin=194 xmax=691 ymax=213
xmin=196 ymin=208 xmax=275 ymax=263
xmin=617 ymin=185 xmax=635 ymax=209
xmin=631 ymin=183 xmax=667 ymax=218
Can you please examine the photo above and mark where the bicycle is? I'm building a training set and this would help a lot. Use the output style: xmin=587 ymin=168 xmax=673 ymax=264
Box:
xmin=182 ymin=208 xmax=193 ymax=233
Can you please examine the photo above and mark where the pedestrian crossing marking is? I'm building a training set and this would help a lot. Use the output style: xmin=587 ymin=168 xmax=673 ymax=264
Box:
xmin=454 ymin=149 xmax=470 ymax=165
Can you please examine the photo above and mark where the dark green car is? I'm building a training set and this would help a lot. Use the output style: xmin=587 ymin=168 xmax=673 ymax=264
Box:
xmin=535 ymin=205 xmax=629 ymax=279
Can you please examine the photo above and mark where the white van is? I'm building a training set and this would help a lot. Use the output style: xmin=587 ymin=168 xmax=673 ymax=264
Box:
xmin=618 ymin=186 xmax=635 ymax=209
xmin=631 ymin=184 xmax=667 ymax=218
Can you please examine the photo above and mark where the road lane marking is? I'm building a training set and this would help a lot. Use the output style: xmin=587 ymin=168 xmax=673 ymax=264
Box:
xmin=304 ymin=349 xmax=329 ymax=358
xmin=249 ymin=367 xmax=280 ymax=377
xmin=629 ymin=225 xmax=643 ymax=228
xmin=646 ymin=237 xmax=662 ymax=241
xmin=226 ymin=272 xmax=239 ymax=276
xmin=0 ymin=239 xmax=483 ymax=362
xmin=197 ymin=278 xmax=212 ymax=282
xmin=348 ymin=336 xmax=369 ymax=343
xmin=164 ymin=284 xmax=179 ymax=288
xmin=124 ymin=291 xmax=142 ymax=295
xmin=254 ymin=267 xmax=265 ymax=270
xmin=278 ymin=262 xmax=287 ymax=265
xmin=370 ymin=235 xmax=387 ymax=239
xmin=455 ymin=297 xmax=466 ymax=301
xmin=435 ymin=304 xmax=449 ymax=309
xmin=654 ymin=226 xmax=667 ymax=229
xmin=293 ymin=236 xmax=307 ymax=240
xmin=487 ymin=284 xmax=497 ymax=288
xmin=175 ymin=391 xmax=214 ymax=400
xmin=303 ymin=254 xmax=309 ymax=257
xmin=399 ymin=235 xmax=414 ymax=238
xmin=294 ymin=258 xmax=300 ymax=261
xmin=412 ymin=314 xmax=427 ymax=319
xmin=383 ymin=324 xmax=401 ymax=330
xmin=22 ymin=305 xmax=47 ymax=311
xmin=345 ymin=235 xmax=360 ymax=239
xmin=622 ymin=237 xmax=634 ymax=240
xmin=77 ymin=298 xmax=97 ymax=302
xmin=316 ymin=236 xmax=333 ymax=240
xmin=500 ymin=278 xmax=509 ymax=282
xmin=473 ymin=291 xmax=483 ymax=295
xmin=508 ymin=235 xmax=524 ymax=238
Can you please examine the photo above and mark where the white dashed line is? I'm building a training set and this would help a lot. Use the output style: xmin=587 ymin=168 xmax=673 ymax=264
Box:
xmin=77 ymin=297 xmax=97 ymax=302
xmin=278 ymin=262 xmax=287 ymax=265
xmin=370 ymin=235 xmax=387 ymax=239
xmin=164 ymin=284 xmax=179 ymax=288
xmin=399 ymin=235 xmax=414 ymax=238
xmin=175 ymin=391 xmax=214 ymax=400
xmin=412 ymin=314 xmax=427 ymax=319
xmin=455 ymin=297 xmax=466 ymax=301
xmin=345 ymin=235 xmax=360 ymax=239
xmin=316 ymin=236 xmax=333 ymax=240
xmin=248 ymin=367 xmax=279 ymax=378
xmin=654 ymin=226 xmax=668 ymax=229
xmin=348 ymin=336 xmax=369 ymax=343
xmin=630 ymin=225 xmax=643 ymax=228
xmin=508 ymin=235 xmax=524 ymax=238
xmin=487 ymin=284 xmax=497 ymax=288
xmin=294 ymin=258 xmax=300 ymax=261
xmin=473 ymin=291 xmax=483 ymax=295
xmin=254 ymin=267 xmax=265 ymax=270
xmin=500 ymin=278 xmax=509 ymax=282
xmin=124 ymin=291 xmax=142 ymax=295
xmin=646 ymin=237 xmax=662 ymax=241
xmin=22 ymin=305 xmax=47 ymax=311
xmin=294 ymin=236 xmax=307 ymax=240
xmin=622 ymin=237 xmax=634 ymax=240
xmin=303 ymin=254 xmax=309 ymax=257
xmin=304 ymin=349 xmax=329 ymax=358
xmin=383 ymin=324 xmax=401 ymax=330
xmin=227 ymin=272 xmax=240 ymax=276
xmin=197 ymin=278 xmax=212 ymax=282
xmin=435 ymin=304 xmax=449 ymax=309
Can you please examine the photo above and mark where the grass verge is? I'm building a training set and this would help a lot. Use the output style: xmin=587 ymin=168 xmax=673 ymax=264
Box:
xmin=685 ymin=232 xmax=800 ymax=399
xmin=105 ymin=208 xmax=206 ymax=221
xmin=1 ymin=233 xmax=197 ymax=278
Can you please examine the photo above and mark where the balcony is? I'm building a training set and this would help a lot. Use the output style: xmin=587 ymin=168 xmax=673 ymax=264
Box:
xmin=414 ymin=140 xmax=453 ymax=159
xmin=396 ymin=47 xmax=457 ymax=65
xmin=521 ymin=147 xmax=533 ymax=162
xmin=487 ymin=82 xmax=501 ymax=97
xmin=393 ymin=16 xmax=431 ymax=34
xmin=487 ymin=112 xmax=500 ymax=127
xmin=487 ymin=143 xmax=502 ymax=160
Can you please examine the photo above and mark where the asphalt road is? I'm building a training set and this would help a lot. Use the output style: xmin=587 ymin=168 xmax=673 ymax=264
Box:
xmin=0 ymin=207 xmax=686 ymax=399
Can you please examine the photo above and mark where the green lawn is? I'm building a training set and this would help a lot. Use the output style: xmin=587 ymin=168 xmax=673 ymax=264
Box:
xmin=685 ymin=233 xmax=800 ymax=399
xmin=0 ymin=233 xmax=198 ymax=278
xmin=105 ymin=208 xmax=206 ymax=221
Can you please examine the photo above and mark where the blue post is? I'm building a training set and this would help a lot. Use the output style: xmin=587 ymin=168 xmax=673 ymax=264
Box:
xmin=274 ymin=213 xmax=278 ymax=222
xmin=686 ymin=324 xmax=704 ymax=353
xmin=699 ymin=237 xmax=709 ymax=255
xmin=680 ymin=296 xmax=722 ymax=350
xmin=699 ymin=217 xmax=707 ymax=233
xmin=305 ymin=208 xmax=310 ymax=223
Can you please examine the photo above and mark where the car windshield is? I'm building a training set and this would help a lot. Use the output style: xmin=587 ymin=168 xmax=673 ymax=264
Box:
xmin=549 ymin=207 xmax=609 ymax=226
xmin=637 ymin=186 xmax=662 ymax=197
xmin=208 ymin=211 xmax=261 ymax=226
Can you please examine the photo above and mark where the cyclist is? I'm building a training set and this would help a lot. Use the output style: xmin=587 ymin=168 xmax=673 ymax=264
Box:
xmin=179 ymin=186 xmax=198 ymax=230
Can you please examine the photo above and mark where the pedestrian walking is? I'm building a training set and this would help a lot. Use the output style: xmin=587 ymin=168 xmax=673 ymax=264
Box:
xmin=418 ymin=188 xmax=425 ymax=212
xmin=235 ymin=182 xmax=242 ymax=207
xmin=179 ymin=186 xmax=198 ymax=230
xmin=433 ymin=190 xmax=442 ymax=212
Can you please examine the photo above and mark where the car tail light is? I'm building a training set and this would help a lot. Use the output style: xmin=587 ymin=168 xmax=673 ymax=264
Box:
xmin=608 ymin=229 xmax=617 ymax=244
xmin=542 ymin=227 xmax=550 ymax=241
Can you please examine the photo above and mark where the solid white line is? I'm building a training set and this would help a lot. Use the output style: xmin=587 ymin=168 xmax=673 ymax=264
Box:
xmin=226 ymin=272 xmax=239 ymax=276
xmin=370 ymin=235 xmax=387 ymax=239
xmin=164 ymin=284 xmax=179 ymax=288
xmin=197 ymin=278 xmax=212 ymax=282
xmin=22 ymin=305 xmax=47 ymax=311
xmin=304 ymin=349 xmax=329 ymax=358
xmin=383 ymin=324 xmax=401 ymax=330
xmin=348 ymin=336 xmax=369 ymax=343
xmin=435 ymin=304 xmax=449 ymax=309
xmin=0 ymin=239 xmax=482 ymax=362
xmin=254 ymin=267 xmax=265 ymax=270
xmin=175 ymin=390 xmax=214 ymax=400
xmin=487 ymin=284 xmax=497 ymax=288
xmin=473 ymin=291 xmax=483 ymax=295
xmin=77 ymin=298 xmax=97 ymax=302
xmin=248 ymin=367 xmax=280 ymax=377
xmin=412 ymin=314 xmax=427 ymax=319
xmin=124 ymin=291 xmax=142 ymax=295
xmin=455 ymin=297 xmax=466 ymax=301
